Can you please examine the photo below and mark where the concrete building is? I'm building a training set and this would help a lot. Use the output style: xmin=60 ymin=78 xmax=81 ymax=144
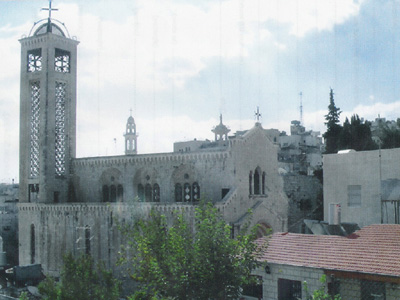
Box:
xmin=323 ymin=148 xmax=400 ymax=228
xmin=17 ymin=7 xmax=289 ymax=275
xmin=251 ymin=224 xmax=400 ymax=300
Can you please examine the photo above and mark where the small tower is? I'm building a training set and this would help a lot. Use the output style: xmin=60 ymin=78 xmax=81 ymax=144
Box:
xmin=212 ymin=114 xmax=230 ymax=141
xmin=19 ymin=1 xmax=79 ymax=203
xmin=124 ymin=112 xmax=138 ymax=155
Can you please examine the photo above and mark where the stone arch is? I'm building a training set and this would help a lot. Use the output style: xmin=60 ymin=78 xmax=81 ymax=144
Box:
xmin=99 ymin=168 xmax=123 ymax=202
xmin=171 ymin=164 xmax=198 ymax=203
xmin=133 ymin=167 xmax=161 ymax=202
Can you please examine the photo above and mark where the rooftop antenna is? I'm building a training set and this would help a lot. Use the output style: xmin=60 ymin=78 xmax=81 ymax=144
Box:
xmin=299 ymin=91 xmax=303 ymax=125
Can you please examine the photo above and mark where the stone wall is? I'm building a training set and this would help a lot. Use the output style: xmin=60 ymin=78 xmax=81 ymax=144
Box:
xmin=324 ymin=148 xmax=400 ymax=227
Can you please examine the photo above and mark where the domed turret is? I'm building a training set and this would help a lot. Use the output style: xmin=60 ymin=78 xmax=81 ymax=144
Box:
xmin=212 ymin=114 xmax=230 ymax=141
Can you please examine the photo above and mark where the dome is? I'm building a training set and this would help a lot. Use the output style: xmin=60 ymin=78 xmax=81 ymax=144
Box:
xmin=127 ymin=116 xmax=135 ymax=123
xmin=29 ymin=19 xmax=70 ymax=38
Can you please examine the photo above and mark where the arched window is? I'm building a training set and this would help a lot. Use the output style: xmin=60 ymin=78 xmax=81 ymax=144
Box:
xmin=145 ymin=184 xmax=152 ymax=202
xmin=30 ymin=224 xmax=35 ymax=264
xmin=153 ymin=184 xmax=160 ymax=202
xmin=138 ymin=184 xmax=144 ymax=201
xmin=117 ymin=184 xmax=123 ymax=202
xmin=85 ymin=226 xmax=91 ymax=255
xmin=102 ymin=185 xmax=109 ymax=202
xmin=262 ymin=172 xmax=266 ymax=195
xmin=249 ymin=171 xmax=253 ymax=195
xmin=254 ymin=169 xmax=260 ymax=195
xmin=175 ymin=183 xmax=182 ymax=202
xmin=184 ymin=183 xmax=191 ymax=202
xmin=110 ymin=185 xmax=117 ymax=202
xmin=192 ymin=182 xmax=200 ymax=202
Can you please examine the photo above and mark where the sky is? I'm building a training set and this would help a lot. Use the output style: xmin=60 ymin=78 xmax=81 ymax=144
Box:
xmin=1 ymin=0 xmax=400 ymax=183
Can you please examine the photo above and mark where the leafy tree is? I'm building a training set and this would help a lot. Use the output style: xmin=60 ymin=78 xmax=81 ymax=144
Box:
xmin=381 ymin=126 xmax=400 ymax=149
xmin=304 ymin=275 xmax=341 ymax=300
xmin=323 ymin=89 xmax=342 ymax=154
xmin=38 ymin=253 xmax=120 ymax=300
xmin=338 ymin=115 xmax=377 ymax=151
xmin=119 ymin=201 xmax=261 ymax=300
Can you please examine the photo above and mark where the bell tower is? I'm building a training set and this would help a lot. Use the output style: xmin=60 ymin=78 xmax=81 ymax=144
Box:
xmin=19 ymin=1 xmax=79 ymax=203
xmin=124 ymin=111 xmax=138 ymax=155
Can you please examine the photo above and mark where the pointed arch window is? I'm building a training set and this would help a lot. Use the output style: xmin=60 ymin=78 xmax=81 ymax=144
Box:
xmin=110 ymin=185 xmax=117 ymax=202
xmin=254 ymin=169 xmax=260 ymax=195
xmin=184 ymin=183 xmax=191 ymax=202
xmin=85 ymin=226 xmax=91 ymax=255
xmin=153 ymin=184 xmax=160 ymax=202
xmin=138 ymin=184 xmax=144 ymax=202
xmin=249 ymin=171 xmax=253 ymax=195
xmin=102 ymin=185 xmax=109 ymax=202
xmin=30 ymin=224 xmax=35 ymax=264
xmin=145 ymin=184 xmax=152 ymax=202
xmin=192 ymin=182 xmax=200 ymax=202
xmin=117 ymin=184 xmax=123 ymax=202
xmin=262 ymin=172 xmax=266 ymax=195
xmin=175 ymin=183 xmax=183 ymax=202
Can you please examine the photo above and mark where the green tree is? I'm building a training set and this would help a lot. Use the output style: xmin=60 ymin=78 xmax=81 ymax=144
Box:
xmin=323 ymin=89 xmax=342 ymax=154
xmin=381 ymin=126 xmax=400 ymax=149
xmin=120 ymin=201 xmax=261 ymax=300
xmin=38 ymin=253 xmax=120 ymax=300
xmin=304 ymin=275 xmax=341 ymax=300
xmin=338 ymin=115 xmax=377 ymax=151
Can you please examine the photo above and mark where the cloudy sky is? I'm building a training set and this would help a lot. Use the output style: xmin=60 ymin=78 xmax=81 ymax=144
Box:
xmin=1 ymin=0 xmax=400 ymax=183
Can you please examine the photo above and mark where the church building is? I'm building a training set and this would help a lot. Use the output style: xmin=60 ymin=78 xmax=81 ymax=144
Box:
xmin=17 ymin=5 xmax=289 ymax=275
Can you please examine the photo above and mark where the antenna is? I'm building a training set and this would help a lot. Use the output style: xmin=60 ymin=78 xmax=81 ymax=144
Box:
xmin=299 ymin=92 xmax=303 ymax=125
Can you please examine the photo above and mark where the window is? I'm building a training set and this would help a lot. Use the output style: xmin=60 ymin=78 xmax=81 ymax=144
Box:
xmin=249 ymin=171 xmax=253 ymax=195
xmin=254 ymin=168 xmax=260 ymax=195
xmin=175 ymin=183 xmax=182 ymax=202
xmin=348 ymin=185 xmax=361 ymax=207
xmin=30 ymin=224 xmax=35 ymax=264
xmin=184 ymin=183 xmax=191 ymax=202
xmin=27 ymin=49 xmax=42 ymax=72
xmin=54 ymin=49 xmax=70 ymax=73
xmin=262 ymin=172 xmax=266 ymax=194
xmin=278 ymin=278 xmax=301 ymax=300
xmin=102 ymin=185 xmax=109 ymax=202
xmin=361 ymin=280 xmax=385 ymax=300
xmin=85 ymin=226 xmax=91 ymax=255
xmin=117 ymin=184 xmax=123 ymax=202
xmin=153 ymin=184 xmax=160 ymax=202
xmin=145 ymin=184 xmax=152 ymax=202
xmin=110 ymin=185 xmax=117 ymax=202
xmin=241 ymin=276 xmax=263 ymax=299
xmin=192 ymin=182 xmax=200 ymax=202
xmin=137 ymin=184 xmax=144 ymax=201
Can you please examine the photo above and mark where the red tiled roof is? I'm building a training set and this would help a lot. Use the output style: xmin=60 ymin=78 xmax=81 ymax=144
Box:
xmin=256 ymin=224 xmax=400 ymax=277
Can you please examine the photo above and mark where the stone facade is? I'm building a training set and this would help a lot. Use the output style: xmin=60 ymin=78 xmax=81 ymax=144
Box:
xmin=253 ymin=264 xmax=400 ymax=300
xmin=17 ymin=16 xmax=289 ymax=274
xmin=323 ymin=148 xmax=400 ymax=227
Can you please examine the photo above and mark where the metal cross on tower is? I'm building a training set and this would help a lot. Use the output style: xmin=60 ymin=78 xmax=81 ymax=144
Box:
xmin=42 ymin=0 xmax=58 ymax=20
xmin=255 ymin=106 xmax=262 ymax=122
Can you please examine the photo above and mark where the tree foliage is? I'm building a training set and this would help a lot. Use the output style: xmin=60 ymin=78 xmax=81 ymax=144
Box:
xmin=338 ymin=115 xmax=377 ymax=151
xmin=304 ymin=275 xmax=341 ymax=300
xmin=38 ymin=253 xmax=120 ymax=300
xmin=119 ymin=201 xmax=261 ymax=300
xmin=323 ymin=89 xmax=342 ymax=154
xmin=323 ymin=89 xmax=377 ymax=153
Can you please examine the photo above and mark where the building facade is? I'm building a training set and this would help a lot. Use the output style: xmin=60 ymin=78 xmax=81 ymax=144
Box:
xmin=17 ymin=11 xmax=289 ymax=274
xmin=323 ymin=148 xmax=400 ymax=227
